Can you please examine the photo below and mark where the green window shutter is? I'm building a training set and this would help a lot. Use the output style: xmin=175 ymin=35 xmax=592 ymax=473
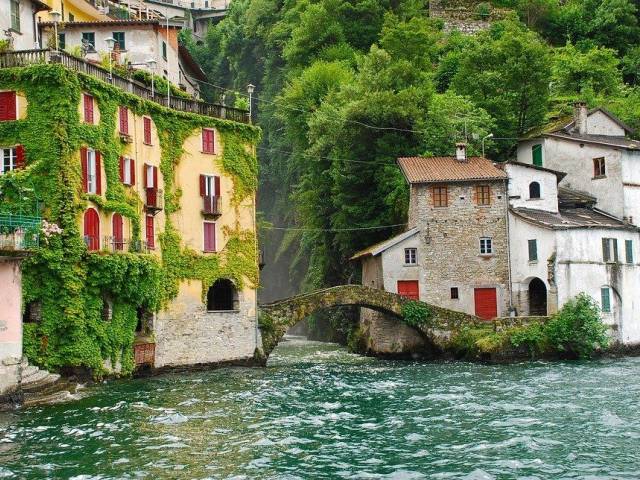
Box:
xmin=613 ymin=239 xmax=619 ymax=262
xmin=528 ymin=239 xmax=538 ymax=261
xmin=532 ymin=144 xmax=543 ymax=166
xmin=626 ymin=240 xmax=633 ymax=264
xmin=601 ymin=288 xmax=611 ymax=313
xmin=602 ymin=238 xmax=610 ymax=262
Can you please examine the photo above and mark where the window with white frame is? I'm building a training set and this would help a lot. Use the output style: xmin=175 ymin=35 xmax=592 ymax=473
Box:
xmin=122 ymin=157 xmax=132 ymax=185
xmin=86 ymin=149 xmax=97 ymax=194
xmin=404 ymin=248 xmax=417 ymax=265
xmin=203 ymin=174 xmax=216 ymax=196
xmin=480 ymin=237 xmax=493 ymax=255
xmin=1 ymin=147 xmax=17 ymax=174
xmin=146 ymin=164 xmax=155 ymax=188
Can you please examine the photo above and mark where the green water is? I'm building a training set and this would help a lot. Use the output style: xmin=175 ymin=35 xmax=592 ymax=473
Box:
xmin=1 ymin=337 xmax=640 ymax=479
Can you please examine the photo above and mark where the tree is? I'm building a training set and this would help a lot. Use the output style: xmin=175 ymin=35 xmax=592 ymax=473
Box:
xmin=451 ymin=20 xmax=550 ymax=146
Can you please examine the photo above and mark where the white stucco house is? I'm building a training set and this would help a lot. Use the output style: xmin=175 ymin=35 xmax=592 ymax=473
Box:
xmin=1 ymin=0 xmax=50 ymax=50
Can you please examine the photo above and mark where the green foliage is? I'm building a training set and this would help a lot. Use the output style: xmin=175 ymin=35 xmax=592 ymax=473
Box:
xmin=0 ymin=64 xmax=259 ymax=376
xmin=401 ymin=300 xmax=432 ymax=327
xmin=543 ymin=293 xmax=609 ymax=358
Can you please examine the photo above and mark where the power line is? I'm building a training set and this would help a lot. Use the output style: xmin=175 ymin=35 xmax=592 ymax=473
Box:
xmin=262 ymin=223 xmax=407 ymax=232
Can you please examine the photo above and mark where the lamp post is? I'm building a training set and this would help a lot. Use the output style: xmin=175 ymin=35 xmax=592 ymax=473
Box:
xmin=482 ymin=133 xmax=494 ymax=158
xmin=147 ymin=58 xmax=157 ymax=98
xmin=105 ymin=37 xmax=116 ymax=82
xmin=246 ymin=83 xmax=255 ymax=122
xmin=50 ymin=10 xmax=61 ymax=53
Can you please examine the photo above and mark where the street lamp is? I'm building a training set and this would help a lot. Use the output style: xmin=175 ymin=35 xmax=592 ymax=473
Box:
xmin=482 ymin=133 xmax=494 ymax=158
xmin=246 ymin=83 xmax=255 ymax=121
xmin=105 ymin=37 xmax=116 ymax=82
xmin=146 ymin=58 xmax=157 ymax=98
xmin=50 ymin=10 xmax=61 ymax=53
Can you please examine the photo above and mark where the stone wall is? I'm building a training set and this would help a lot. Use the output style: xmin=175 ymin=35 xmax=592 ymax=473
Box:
xmin=0 ymin=258 xmax=23 ymax=401
xmin=411 ymin=180 xmax=511 ymax=317
xmin=429 ymin=0 xmax=511 ymax=33
xmin=155 ymin=279 xmax=259 ymax=369
xmin=359 ymin=308 xmax=427 ymax=357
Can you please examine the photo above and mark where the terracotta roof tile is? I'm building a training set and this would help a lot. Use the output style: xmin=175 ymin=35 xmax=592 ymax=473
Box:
xmin=397 ymin=156 xmax=507 ymax=184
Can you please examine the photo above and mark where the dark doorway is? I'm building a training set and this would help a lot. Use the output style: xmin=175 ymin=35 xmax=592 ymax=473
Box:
xmin=207 ymin=279 xmax=238 ymax=311
xmin=528 ymin=278 xmax=547 ymax=315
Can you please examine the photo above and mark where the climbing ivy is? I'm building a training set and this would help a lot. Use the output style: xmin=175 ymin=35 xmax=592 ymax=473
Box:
xmin=0 ymin=64 xmax=260 ymax=376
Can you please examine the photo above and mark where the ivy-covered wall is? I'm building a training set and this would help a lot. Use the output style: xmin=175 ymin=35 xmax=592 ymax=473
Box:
xmin=0 ymin=64 xmax=260 ymax=376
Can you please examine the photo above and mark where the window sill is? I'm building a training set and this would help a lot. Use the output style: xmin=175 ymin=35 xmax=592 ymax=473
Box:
xmin=203 ymin=250 xmax=217 ymax=254
xmin=592 ymin=175 xmax=607 ymax=180
xmin=479 ymin=254 xmax=494 ymax=258
xmin=143 ymin=142 xmax=153 ymax=146
xmin=201 ymin=151 xmax=216 ymax=155
xmin=8 ymin=28 xmax=22 ymax=35
xmin=207 ymin=309 xmax=240 ymax=314
xmin=526 ymin=198 xmax=542 ymax=201
xmin=403 ymin=263 xmax=418 ymax=267
xmin=528 ymin=260 xmax=538 ymax=265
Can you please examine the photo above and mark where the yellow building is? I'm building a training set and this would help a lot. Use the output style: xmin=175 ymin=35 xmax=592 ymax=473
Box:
xmin=38 ymin=0 xmax=110 ymax=22
xmin=0 ymin=49 xmax=260 ymax=375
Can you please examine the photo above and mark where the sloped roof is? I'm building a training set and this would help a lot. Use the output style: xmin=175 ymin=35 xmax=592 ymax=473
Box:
xmin=558 ymin=187 xmax=597 ymax=208
xmin=505 ymin=161 xmax=566 ymax=182
xmin=178 ymin=45 xmax=207 ymax=81
xmin=397 ymin=156 xmax=507 ymax=184
xmin=510 ymin=207 xmax=636 ymax=231
xmin=564 ymin=107 xmax=635 ymax=136
xmin=350 ymin=228 xmax=419 ymax=260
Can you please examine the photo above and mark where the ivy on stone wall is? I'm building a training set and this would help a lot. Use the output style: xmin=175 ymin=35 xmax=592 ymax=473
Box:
xmin=0 ymin=64 xmax=260 ymax=376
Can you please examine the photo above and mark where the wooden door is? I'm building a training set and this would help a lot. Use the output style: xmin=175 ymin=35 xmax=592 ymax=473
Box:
xmin=83 ymin=208 xmax=100 ymax=251
xmin=112 ymin=213 xmax=123 ymax=250
xmin=474 ymin=288 xmax=497 ymax=320
xmin=397 ymin=280 xmax=419 ymax=300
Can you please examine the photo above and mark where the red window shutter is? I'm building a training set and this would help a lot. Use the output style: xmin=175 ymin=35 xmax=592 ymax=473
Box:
xmin=146 ymin=215 xmax=155 ymax=248
xmin=0 ymin=91 xmax=16 ymax=121
xmin=214 ymin=176 xmax=220 ymax=197
xmin=202 ymin=129 xmax=214 ymax=154
xmin=83 ymin=208 xmax=100 ymax=251
xmin=199 ymin=174 xmax=206 ymax=196
xmin=95 ymin=151 xmax=102 ymax=195
xmin=112 ymin=213 xmax=123 ymax=250
xmin=144 ymin=163 xmax=149 ymax=188
xmin=204 ymin=222 xmax=215 ymax=252
xmin=15 ymin=145 xmax=25 ymax=169
xmin=143 ymin=117 xmax=151 ymax=144
xmin=153 ymin=166 xmax=158 ymax=188
xmin=84 ymin=94 xmax=94 ymax=123
xmin=119 ymin=106 xmax=128 ymax=134
xmin=80 ymin=147 xmax=88 ymax=193
xmin=130 ymin=159 xmax=135 ymax=185
xmin=119 ymin=156 xmax=124 ymax=183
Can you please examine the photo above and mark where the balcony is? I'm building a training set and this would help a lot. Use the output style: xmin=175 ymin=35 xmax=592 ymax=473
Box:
xmin=202 ymin=195 xmax=221 ymax=217
xmin=0 ymin=49 xmax=250 ymax=124
xmin=0 ymin=214 xmax=40 ymax=252
xmin=145 ymin=188 xmax=163 ymax=214
xmin=103 ymin=235 xmax=128 ymax=252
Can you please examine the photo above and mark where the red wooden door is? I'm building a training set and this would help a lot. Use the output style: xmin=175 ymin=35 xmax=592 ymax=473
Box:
xmin=397 ymin=280 xmax=419 ymax=300
xmin=112 ymin=213 xmax=123 ymax=250
xmin=204 ymin=222 xmax=216 ymax=252
xmin=474 ymin=288 xmax=497 ymax=320
xmin=146 ymin=215 xmax=155 ymax=249
xmin=83 ymin=208 xmax=100 ymax=251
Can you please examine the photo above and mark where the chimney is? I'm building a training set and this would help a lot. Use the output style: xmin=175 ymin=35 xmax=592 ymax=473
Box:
xmin=574 ymin=101 xmax=588 ymax=135
xmin=455 ymin=142 xmax=467 ymax=162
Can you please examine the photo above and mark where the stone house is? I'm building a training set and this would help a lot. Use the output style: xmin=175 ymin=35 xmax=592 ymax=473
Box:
xmin=353 ymin=144 xmax=511 ymax=320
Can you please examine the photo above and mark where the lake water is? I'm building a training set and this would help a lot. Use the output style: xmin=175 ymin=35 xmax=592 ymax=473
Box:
xmin=1 ymin=337 xmax=639 ymax=479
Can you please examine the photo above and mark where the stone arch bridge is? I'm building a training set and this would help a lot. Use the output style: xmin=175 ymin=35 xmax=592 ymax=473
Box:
xmin=257 ymin=285 xmax=515 ymax=358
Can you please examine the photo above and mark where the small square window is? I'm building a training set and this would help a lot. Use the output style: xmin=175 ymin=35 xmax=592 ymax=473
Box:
xmin=432 ymin=185 xmax=448 ymax=207
xmin=451 ymin=287 xmax=459 ymax=300
xmin=480 ymin=237 xmax=493 ymax=255
xmin=404 ymin=248 xmax=417 ymax=265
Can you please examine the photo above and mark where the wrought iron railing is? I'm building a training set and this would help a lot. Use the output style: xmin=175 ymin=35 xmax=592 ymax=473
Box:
xmin=0 ymin=49 xmax=250 ymax=124
xmin=103 ymin=235 xmax=128 ymax=252
xmin=130 ymin=239 xmax=152 ymax=253
xmin=202 ymin=195 xmax=221 ymax=215
xmin=0 ymin=213 xmax=40 ymax=250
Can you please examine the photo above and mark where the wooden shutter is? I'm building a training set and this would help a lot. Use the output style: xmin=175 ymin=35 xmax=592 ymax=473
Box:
xmin=528 ymin=239 xmax=537 ymax=262
xmin=80 ymin=147 xmax=88 ymax=192
xmin=601 ymin=288 xmax=611 ymax=313
xmin=146 ymin=215 xmax=155 ymax=248
xmin=214 ymin=176 xmax=220 ymax=197
xmin=84 ymin=94 xmax=94 ymax=123
xmin=15 ymin=145 xmax=25 ymax=169
xmin=153 ymin=166 xmax=158 ymax=189
xmin=112 ymin=213 xmax=123 ymax=250
xmin=119 ymin=106 xmax=128 ymax=134
xmin=95 ymin=151 xmax=102 ymax=195
xmin=204 ymin=222 xmax=216 ymax=252
xmin=119 ymin=156 xmax=124 ymax=183
xmin=84 ymin=208 xmax=100 ymax=251
xmin=130 ymin=159 xmax=135 ymax=185
xmin=613 ymin=238 xmax=619 ymax=262
xmin=532 ymin=144 xmax=542 ymax=166
xmin=143 ymin=117 xmax=151 ymax=144
xmin=602 ymin=238 xmax=610 ymax=262
xmin=199 ymin=174 xmax=206 ymax=196
xmin=202 ymin=129 xmax=214 ymax=153
xmin=144 ymin=163 xmax=150 ymax=188
xmin=626 ymin=240 xmax=633 ymax=264
xmin=0 ymin=91 xmax=16 ymax=121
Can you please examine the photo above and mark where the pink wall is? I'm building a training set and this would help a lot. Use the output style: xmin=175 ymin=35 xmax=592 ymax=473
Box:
xmin=0 ymin=259 xmax=22 ymax=358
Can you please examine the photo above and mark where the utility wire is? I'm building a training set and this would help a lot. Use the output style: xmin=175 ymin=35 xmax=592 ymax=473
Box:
xmin=262 ymin=223 xmax=408 ymax=232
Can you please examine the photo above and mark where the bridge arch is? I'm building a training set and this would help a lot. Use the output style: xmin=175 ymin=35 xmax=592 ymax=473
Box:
xmin=257 ymin=285 xmax=481 ymax=358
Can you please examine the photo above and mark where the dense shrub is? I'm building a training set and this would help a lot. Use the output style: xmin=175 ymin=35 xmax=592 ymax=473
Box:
xmin=401 ymin=301 xmax=433 ymax=328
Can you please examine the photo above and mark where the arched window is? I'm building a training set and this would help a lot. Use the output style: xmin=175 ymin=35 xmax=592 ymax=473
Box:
xmin=207 ymin=279 xmax=239 ymax=311
xmin=83 ymin=208 xmax=100 ymax=251
xmin=529 ymin=181 xmax=541 ymax=199
xmin=112 ymin=213 xmax=124 ymax=251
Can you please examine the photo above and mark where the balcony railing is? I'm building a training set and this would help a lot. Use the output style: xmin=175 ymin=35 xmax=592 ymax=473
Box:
xmin=0 ymin=49 xmax=251 ymax=124
xmin=0 ymin=213 xmax=40 ymax=251
xmin=104 ymin=235 xmax=128 ymax=252
xmin=130 ymin=239 xmax=152 ymax=254
xmin=145 ymin=188 xmax=163 ymax=212
xmin=202 ymin=195 xmax=221 ymax=216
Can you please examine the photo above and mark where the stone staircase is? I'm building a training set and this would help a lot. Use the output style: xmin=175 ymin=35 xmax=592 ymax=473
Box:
xmin=19 ymin=360 xmax=79 ymax=408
